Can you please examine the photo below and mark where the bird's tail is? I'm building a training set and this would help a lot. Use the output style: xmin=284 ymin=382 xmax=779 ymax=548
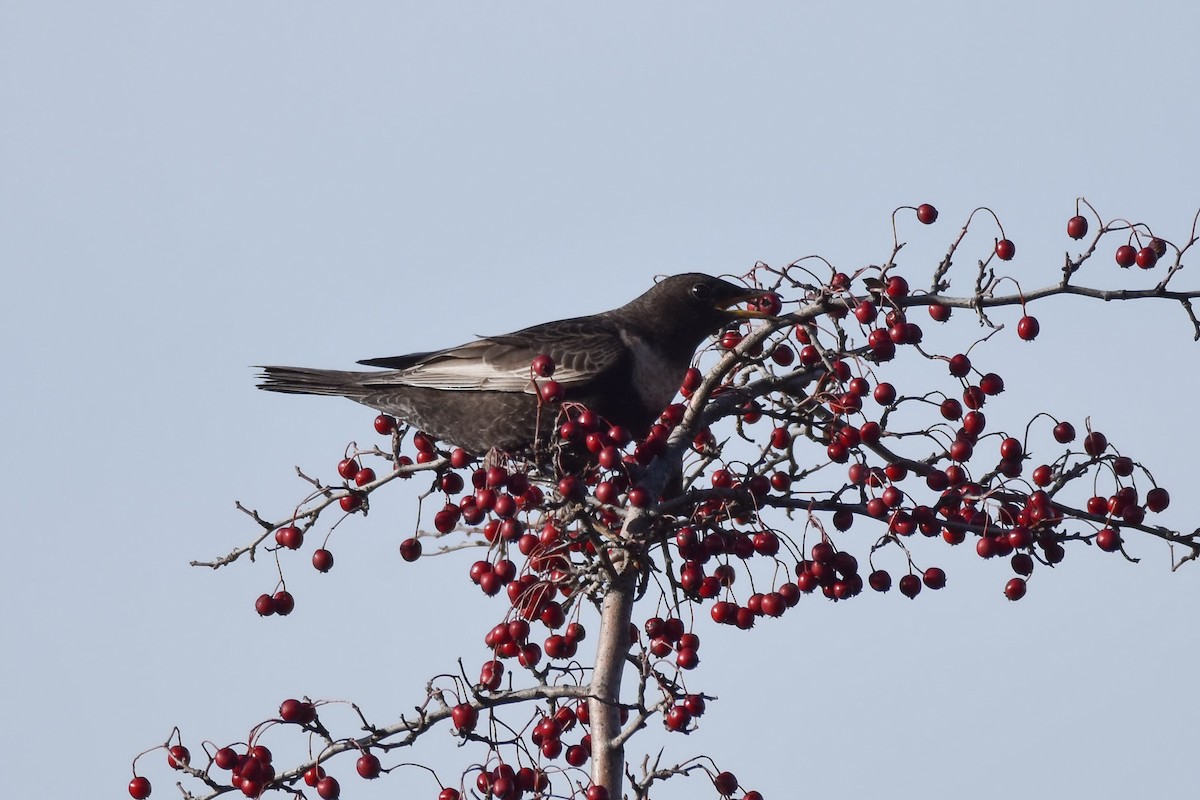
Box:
xmin=256 ymin=366 xmax=378 ymax=399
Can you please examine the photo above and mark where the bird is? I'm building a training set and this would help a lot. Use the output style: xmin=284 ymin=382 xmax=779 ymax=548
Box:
xmin=257 ymin=273 xmax=771 ymax=454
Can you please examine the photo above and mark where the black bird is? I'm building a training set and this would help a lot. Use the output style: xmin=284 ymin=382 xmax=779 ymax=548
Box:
xmin=257 ymin=273 xmax=770 ymax=453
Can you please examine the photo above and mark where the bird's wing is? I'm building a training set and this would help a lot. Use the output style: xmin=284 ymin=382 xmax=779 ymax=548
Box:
xmin=357 ymin=318 xmax=625 ymax=393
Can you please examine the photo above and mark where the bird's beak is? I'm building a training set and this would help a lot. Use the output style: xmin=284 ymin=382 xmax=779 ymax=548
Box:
xmin=720 ymin=288 xmax=778 ymax=319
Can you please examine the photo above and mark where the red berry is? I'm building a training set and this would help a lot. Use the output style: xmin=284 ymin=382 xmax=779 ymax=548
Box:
xmin=279 ymin=698 xmax=306 ymax=722
xmin=373 ymin=414 xmax=397 ymax=435
xmin=922 ymin=567 xmax=947 ymax=589
xmin=1016 ymin=315 xmax=1039 ymax=341
xmin=898 ymin=574 xmax=922 ymax=598
xmin=979 ymin=372 xmax=1005 ymax=395
xmin=1083 ymin=431 xmax=1107 ymax=456
xmin=770 ymin=343 xmax=795 ymax=366
xmin=664 ymin=705 xmax=692 ymax=731
xmin=928 ymin=302 xmax=951 ymax=322
xmin=873 ymin=382 xmax=896 ymax=406
xmin=128 ymin=777 xmax=152 ymax=799
xmin=713 ymin=771 xmax=739 ymax=795
xmin=354 ymin=467 xmax=376 ymax=486
xmin=312 ymin=548 xmax=334 ymax=572
xmin=854 ymin=300 xmax=878 ymax=324
xmin=948 ymin=353 xmax=971 ymax=377
xmin=1004 ymin=577 xmax=1027 ymax=601
xmin=167 ymin=744 xmax=191 ymax=769
xmin=1067 ymin=215 xmax=1088 ymax=240
xmin=399 ymin=537 xmax=422 ymax=562
xmin=215 ymin=747 xmax=239 ymax=771
xmin=531 ymin=354 xmax=555 ymax=377
xmin=316 ymin=776 xmax=341 ymax=799
xmin=273 ymin=590 xmax=295 ymax=615
xmin=565 ymin=744 xmax=588 ymax=767
xmin=1146 ymin=487 xmax=1170 ymax=512
xmin=1053 ymin=421 xmax=1076 ymax=443
xmin=1095 ymin=528 xmax=1122 ymax=552
xmin=868 ymin=570 xmax=892 ymax=592
xmin=995 ymin=239 xmax=1016 ymax=260
xmin=538 ymin=380 xmax=564 ymax=403
xmin=339 ymin=491 xmax=363 ymax=512
xmin=916 ymin=203 xmax=938 ymax=224
xmin=356 ymin=753 xmax=382 ymax=779
xmin=1114 ymin=244 xmax=1137 ymax=267
xmin=885 ymin=275 xmax=909 ymax=299
xmin=1135 ymin=247 xmax=1158 ymax=269
xmin=337 ymin=458 xmax=360 ymax=480
xmin=752 ymin=292 xmax=783 ymax=315
xmin=275 ymin=525 xmax=303 ymax=550
xmin=254 ymin=593 xmax=276 ymax=616
xmin=770 ymin=427 xmax=791 ymax=449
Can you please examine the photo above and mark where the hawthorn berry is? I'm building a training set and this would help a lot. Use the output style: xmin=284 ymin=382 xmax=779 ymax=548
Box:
xmin=167 ymin=745 xmax=190 ymax=769
xmin=1096 ymin=528 xmax=1122 ymax=552
xmin=854 ymin=300 xmax=878 ymax=324
xmin=1083 ymin=431 xmax=1108 ymax=456
xmin=312 ymin=549 xmax=334 ymax=572
xmin=356 ymin=753 xmax=382 ymax=780
xmin=1004 ymin=577 xmax=1027 ymax=601
xmin=1114 ymin=244 xmax=1137 ymax=267
xmin=868 ymin=570 xmax=892 ymax=592
xmin=922 ymin=567 xmax=947 ymax=589
xmin=664 ymin=705 xmax=692 ymax=731
xmin=272 ymin=590 xmax=295 ymax=615
xmin=1135 ymin=247 xmax=1158 ymax=269
xmin=373 ymin=414 xmax=397 ymax=435
xmin=1053 ymin=421 xmax=1076 ymax=443
xmin=753 ymin=292 xmax=783 ymax=315
xmin=713 ymin=771 xmax=739 ymax=796
xmin=916 ymin=203 xmax=938 ymax=224
xmin=316 ymin=776 xmax=341 ymax=799
xmin=530 ymin=353 xmax=555 ymax=377
xmin=128 ymin=777 xmax=152 ymax=799
xmin=1146 ymin=487 xmax=1170 ymax=512
xmin=254 ymin=593 xmax=276 ymax=616
xmin=1016 ymin=315 xmax=1040 ymax=341
xmin=928 ymin=302 xmax=951 ymax=322
xmin=995 ymin=239 xmax=1016 ymax=260
xmin=399 ymin=538 xmax=422 ymax=562
xmin=948 ymin=353 xmax=971 ymax=377
xmin=275 ymin=525 xmax=303 ymax=549
xmin=1067 ymin=215 xmax=1088 ymax=240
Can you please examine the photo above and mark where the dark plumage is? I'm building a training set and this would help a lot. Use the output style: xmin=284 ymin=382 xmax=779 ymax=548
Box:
xmin=257 ymin=273 xmax=770 ymax=453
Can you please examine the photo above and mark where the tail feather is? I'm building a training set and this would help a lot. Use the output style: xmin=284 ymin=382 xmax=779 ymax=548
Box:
xmin=256 ymin=366 xmax=375 ymax=398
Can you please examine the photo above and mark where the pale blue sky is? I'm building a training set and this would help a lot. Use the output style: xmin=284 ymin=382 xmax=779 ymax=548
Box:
xmin=3 ymin=3 xmax=1198 ymax=799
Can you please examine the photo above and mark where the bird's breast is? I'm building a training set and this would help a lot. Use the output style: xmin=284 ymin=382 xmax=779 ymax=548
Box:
xmin=619 ymin=330 xmax=688 ymax=420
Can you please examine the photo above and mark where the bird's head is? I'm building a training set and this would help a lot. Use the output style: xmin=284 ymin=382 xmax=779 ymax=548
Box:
xmin=618 ymin=273 xmax=778 ymax=355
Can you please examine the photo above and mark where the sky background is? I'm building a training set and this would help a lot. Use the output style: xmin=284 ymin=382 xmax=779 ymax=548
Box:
xmin=3 ymin=3 xmax=1199 ymax=799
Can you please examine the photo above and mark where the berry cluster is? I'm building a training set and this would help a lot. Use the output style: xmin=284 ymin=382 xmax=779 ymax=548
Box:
xmin=135 ymin=201 xmax=1200 ymax=800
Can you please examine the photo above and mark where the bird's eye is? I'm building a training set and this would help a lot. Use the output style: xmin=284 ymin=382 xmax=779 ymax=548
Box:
xmin=690 ymin=282 xmax=713 ymax=300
